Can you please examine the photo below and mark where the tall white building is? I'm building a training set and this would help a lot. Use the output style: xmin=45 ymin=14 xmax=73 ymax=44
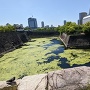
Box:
xmin=28 ymin=17 xmax=38 ymax=29
xmin=83 ymin=15 xmax=90 ymax=24
xmin=82 ymin=9 xmax=90 ymax=24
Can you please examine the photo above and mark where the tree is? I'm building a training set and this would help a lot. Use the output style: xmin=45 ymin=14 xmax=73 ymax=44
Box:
xmin=0 ymin=26 xmax=4 ymax=32
xmin=63 ymin=22 xmax=77 ymax=34
xmin=0 ymin=24 xmax=15 ymax=32
xmin=82 ymin=22 xmax=90 ymax=34
xmin=24 ymin=26 xmax=31 ymax=30
xmin=5 ymin=24 xmax=15 ymax=31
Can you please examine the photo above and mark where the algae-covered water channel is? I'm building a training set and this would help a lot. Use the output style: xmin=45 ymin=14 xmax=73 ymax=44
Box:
xmin=0 ymin=37 xmax=90 ymax=81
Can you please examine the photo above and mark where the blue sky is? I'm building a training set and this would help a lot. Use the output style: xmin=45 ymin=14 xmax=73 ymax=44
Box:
xmin=0 ymin=0 xmax=90 ymax=27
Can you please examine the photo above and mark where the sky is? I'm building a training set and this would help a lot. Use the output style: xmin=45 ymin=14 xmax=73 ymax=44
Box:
xmin=0 ymin=0 xmax=90 ymax=27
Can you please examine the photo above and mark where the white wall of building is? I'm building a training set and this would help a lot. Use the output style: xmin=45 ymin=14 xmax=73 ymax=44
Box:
xmin=83 ymin=15 xmax=90 ymax=24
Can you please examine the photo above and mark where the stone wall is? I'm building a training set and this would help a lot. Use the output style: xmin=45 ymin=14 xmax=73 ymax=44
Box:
xmin=59 ymin=33 xmax=70 ymax=48
xmin=60 ymin=33 xmax=90 ymax=48
xmin=0 ymin=66 xmax=90 ymax=90
xmin=68 ymin=35 xmax=90 ymax=48
xmin=0 ymin=31 xmax=28 ymax=55
xmin=26 ymin=31 xmax=59 ymax=38
xmin=0 ymin=31 xmax=59 ymax=55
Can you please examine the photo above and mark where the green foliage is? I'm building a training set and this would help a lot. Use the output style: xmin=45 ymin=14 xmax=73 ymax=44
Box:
xmin=0 ymin=37 xmax=61 ymax=80
xmin=36 ymin=28 xmax=45 ymax=31
xmin=36 ymin=27 xmax=57 ymax=32
xmin=1 ymin=21 xmax=90 ymax=34
xmin=56 ymin=26 xmax=65 ymax=34
xmin=0 ymin=37 xmax=90 ymax=81
xmin=59 ymin=49 xmax=90 ymax=66
xmin=55 ymin=21 xmax=90 ymax=35
xmin=0 ymin=24 xmax=15 ymax=32
xmin=82 ymin=22 xmax=90 ymax=34
xmin=0 ymin=26 xmax=4 ymax=31
xmin=56 ymin=22 xmax=79 ymax=35
xmin=24 ymin=26 xmax=31 ymax=30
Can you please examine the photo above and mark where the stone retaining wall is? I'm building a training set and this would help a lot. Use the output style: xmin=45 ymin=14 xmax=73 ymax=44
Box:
xmin=0 ymin=31 xmax=28 ymax=55
xmin=0 ymin=31 xmax=59 ymax=55
xmin=26 ymin=31 xmax=59 ymax=38
xmin=0 ymin=66 xmax=90 ymax=90
xmin=60 ymin=33 xmax=90 ymax=48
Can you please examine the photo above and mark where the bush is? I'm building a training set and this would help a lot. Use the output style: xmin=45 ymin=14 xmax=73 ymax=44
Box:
xmin=0 ymin=24 xmax=15 ymax=32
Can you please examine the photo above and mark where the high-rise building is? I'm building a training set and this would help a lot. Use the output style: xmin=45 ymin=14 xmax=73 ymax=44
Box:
xmin=51 ymin=25 xmax=54 ymax=27
xmin=28 ymin=17 xmax=38 ymax=29
xmin=89 ymin=9 xmax=90 ymax=15
xmin=41 ymin=21 xmax=44 ymax=28
xmin=78 ymin=12 xmax=87 ymax=25
xmin=77 ymin=20 xmax=79 ymax=25
xmin=64 ymin=20 xmax=66 ymax=25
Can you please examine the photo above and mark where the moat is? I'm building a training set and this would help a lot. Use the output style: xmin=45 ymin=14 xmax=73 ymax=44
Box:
xmin=0 ymin=37 xmax=90 ymax=81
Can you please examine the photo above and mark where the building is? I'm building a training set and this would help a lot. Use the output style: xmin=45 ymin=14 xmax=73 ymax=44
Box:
xmin=41 ymin=21 xmax=44 ymax=28
xmin=83 ymin=15 xmax=90 ymax=24
xmin=51 ymin=25 xmax=54 ymax=27
xmin=28 ymin=17 xmax=38 ymax=29
xmin=13 ymin=24 xmax=23 ymax=29
xmin=78 ymin=12 xmax=87 ymax=25
xmin=64 ymin=20 xmax=66 ymax=25
xmin=88 ymin=9 xmax=90 ymax=15
xmin=77 ymin=20 xmax=79 ymax=25
xmin=45 ymin=25 xmax=49 ymax=28
xmin=13 ymin=24 xmax=24 ymax=31
xmin=79 ymin=12 xmax=87 ymax=20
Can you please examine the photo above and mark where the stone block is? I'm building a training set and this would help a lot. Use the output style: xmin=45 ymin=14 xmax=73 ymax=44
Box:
xmin=47 ymin=66 xmax=90 ymax=90
xmin=18 ymin=74 xmax=47 ymax=90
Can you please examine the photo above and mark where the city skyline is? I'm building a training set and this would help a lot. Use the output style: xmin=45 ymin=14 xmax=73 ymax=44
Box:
xmin=0 ymin=0 xmax=90 ymax=27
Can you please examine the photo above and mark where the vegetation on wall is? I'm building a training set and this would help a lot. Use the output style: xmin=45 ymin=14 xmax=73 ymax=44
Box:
xmin=0 ymin=37 xmax=61 ymax=80
xmin=34 ymin=27 xmax=57 ymax=33
xmin=0 ymin=24 xmax=15 ymax=32
xmin=55 ymin=22 xmax=90 ymax=35
xmin=82 ymin=22 xmax=90 ymax=34
xmin=0 ymin=37 xmax=90 ymax=81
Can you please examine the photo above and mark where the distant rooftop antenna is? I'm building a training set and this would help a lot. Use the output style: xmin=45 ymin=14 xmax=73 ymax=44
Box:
xmin=32 ymin=15 xmax=33 ymax=17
